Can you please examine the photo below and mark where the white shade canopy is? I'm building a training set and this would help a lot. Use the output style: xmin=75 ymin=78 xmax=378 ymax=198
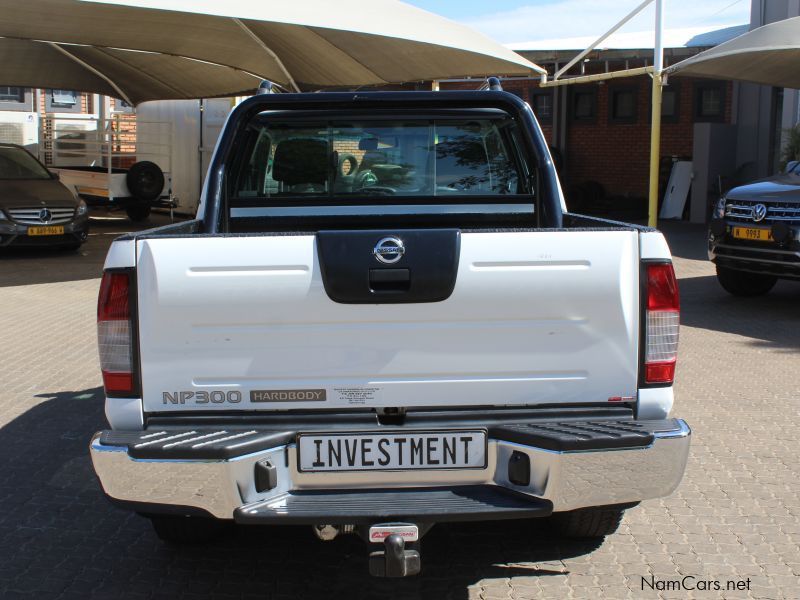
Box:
xmin=0 ymin=0 xmax=544 ymax=104
xmin=665 ymin=17 xmax=800 ymax=89
xmin=0 ymin=37 xmax=262 ymax=105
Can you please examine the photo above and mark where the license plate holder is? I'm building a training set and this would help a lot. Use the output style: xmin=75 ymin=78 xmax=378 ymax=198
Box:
xmin=297 ymin=430 xmax=488 ymax=472
xmin=731 ymin=226 xmax=773 ymax=242
xmin=27 ymin=225 xmax=65 ymax=236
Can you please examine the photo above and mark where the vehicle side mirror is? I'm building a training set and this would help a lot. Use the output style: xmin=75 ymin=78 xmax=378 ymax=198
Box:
xmin=784 ymin=160 xmax=798 ymax=174
xmin=50 ymin=171 xmax=60 ymax=181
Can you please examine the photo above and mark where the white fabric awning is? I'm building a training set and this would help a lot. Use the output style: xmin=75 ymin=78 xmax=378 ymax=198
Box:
xmin=0 ymin=38 xmax=262 ymax=104
xmin=0 ymin=0 xmax=545 ymax=104
xmin=665 ymin=16 xmax=800 ymax=89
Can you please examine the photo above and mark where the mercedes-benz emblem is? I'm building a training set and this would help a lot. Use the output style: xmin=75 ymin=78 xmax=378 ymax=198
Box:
xmin=39 ymin=208 xmax=52 ymax=223
xmin=373 ymin=236 xmax=405 ymax=264
xmin=752 ymin=203 xmax=767 ymax=222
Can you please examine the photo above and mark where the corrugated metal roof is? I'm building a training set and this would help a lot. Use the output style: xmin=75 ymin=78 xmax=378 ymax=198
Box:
xmin=508 ymin=24 xmax=748 ymax=52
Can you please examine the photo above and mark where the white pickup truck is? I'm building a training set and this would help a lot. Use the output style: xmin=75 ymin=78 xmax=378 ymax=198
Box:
xmin=90 ymin=90 xmax=689 ymax=577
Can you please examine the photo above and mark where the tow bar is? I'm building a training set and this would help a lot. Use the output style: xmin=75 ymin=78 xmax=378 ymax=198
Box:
xmin=367 ymin=523 xmax=422 ymax=577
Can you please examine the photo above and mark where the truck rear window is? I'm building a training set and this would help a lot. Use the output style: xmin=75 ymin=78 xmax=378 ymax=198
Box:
xmin=229 ymin=115 xmax=533 ymax=220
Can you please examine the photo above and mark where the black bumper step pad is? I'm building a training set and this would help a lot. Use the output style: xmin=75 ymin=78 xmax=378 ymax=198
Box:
xmin=234 ymin=486 xmax=552 ymax=524
xmin=100 ymin=429 xmax=294 ymax=460
xmin=98 ymin=418 xmax=682 ymax=460
xmin=490 ymin=420 xmax=658 ymax=452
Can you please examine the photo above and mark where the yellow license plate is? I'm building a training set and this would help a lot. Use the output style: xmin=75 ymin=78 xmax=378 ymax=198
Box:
xmin=732 ymin=226 xmax=773 ymax=242
xmin=27 ymin=225 xmax=65 ymax=236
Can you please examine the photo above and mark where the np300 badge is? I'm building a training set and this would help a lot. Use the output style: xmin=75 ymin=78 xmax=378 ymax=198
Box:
xmin=373 ymin=236 xmax=405 ymax=264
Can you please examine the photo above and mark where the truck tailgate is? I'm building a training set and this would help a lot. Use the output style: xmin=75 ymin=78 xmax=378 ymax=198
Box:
xmin=136 ymin=230 xmax=640 ymax=413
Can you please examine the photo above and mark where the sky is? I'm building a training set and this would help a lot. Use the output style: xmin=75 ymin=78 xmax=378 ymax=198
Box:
xmin=405 ymin=0 xmax=751 ymax=45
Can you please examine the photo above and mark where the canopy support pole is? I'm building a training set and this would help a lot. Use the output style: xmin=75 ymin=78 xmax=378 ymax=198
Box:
xmin=540 ymin=66 xmax=654 ymax=87
xmin=48 ymin=43 xmax=133 ymax=106
xmin=553 ymin=0 xmax=654 ymax=81
xmin=648 ymin=0 xmax=665 ymax=228
xmin=233 ymin=18 xmax=301 ymax=93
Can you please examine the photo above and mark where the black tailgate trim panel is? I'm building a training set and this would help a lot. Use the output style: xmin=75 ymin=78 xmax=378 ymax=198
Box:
xmin=317 ymin=229 xmax=460 ymax=303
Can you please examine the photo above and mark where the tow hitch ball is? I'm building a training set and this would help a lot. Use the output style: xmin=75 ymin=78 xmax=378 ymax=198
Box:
xmin=367 ymin=523 xmax=421 ymax=577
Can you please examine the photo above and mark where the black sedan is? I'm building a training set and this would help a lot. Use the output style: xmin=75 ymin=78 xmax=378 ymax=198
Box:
xmin=0 ymin=143 xmax=89 ymax=250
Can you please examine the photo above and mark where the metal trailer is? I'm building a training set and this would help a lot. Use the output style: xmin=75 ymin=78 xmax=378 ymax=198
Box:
xmin=135 ymin=98 xmax=234 ymax=216
xmin=39 ymin=113 xmax=176 ymax=222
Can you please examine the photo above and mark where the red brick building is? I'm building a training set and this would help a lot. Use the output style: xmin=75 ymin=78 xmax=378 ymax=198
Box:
xmin=441 ymin=44 xmax=737 ymax=218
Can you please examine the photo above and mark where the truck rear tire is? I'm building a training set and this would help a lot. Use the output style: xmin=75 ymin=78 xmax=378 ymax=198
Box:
xmin=126 ymin=204 xmax=152 ymax=222
xmin=548 ymin=507 xmax=626 ymax=539
xmin=147 ymin=515 xmax=231 ymax=545
xmin=716 ymin=266 xmax=777 ymax=296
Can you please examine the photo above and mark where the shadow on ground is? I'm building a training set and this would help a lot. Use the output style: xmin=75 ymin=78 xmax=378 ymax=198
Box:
xmin=0 ymin=213 xmax=178 ymax=288
xmin=0 ymin=388 xmax=603 ymax=600
xmin=658 ymin=221 xmax=709 ymax=261
xmin=679 ymin=274 xmax=800 ymax=349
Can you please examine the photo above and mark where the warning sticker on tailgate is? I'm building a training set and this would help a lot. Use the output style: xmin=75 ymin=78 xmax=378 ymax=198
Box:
xmin=332 ymin=387 xmax=383 ymax=405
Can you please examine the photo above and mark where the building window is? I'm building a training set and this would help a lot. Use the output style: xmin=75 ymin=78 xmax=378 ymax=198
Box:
xmin=661 ymin=86 xmax=679 ymax=121
xmin=112 ymin=98 xmax=134 ymax=114
xmin=531 ymin=91 xmax=553 ymax=124
xmin=610 ymin=87 xmax=637 ymax=123
xmin=571 ymin=87 xmax=596 ymax=122
xmin=51 ymin=90 xmax=79 ymax=108
xmin=45 ymin=89 xmax=83 ymax=113
xmin=0 ymin=87 xmax=25 ymax=103
xmin=694 ymin=81 xmax=726 ymax=122
xmin=648 ymin=83 xmax=680 ymax=123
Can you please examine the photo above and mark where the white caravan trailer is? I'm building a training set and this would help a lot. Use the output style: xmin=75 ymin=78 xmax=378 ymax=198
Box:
xmin=41 ymin=98 xmax=234 ymax=221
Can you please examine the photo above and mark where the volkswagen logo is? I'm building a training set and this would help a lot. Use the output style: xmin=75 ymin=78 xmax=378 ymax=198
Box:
xmin=752 ymin=203 xmax=768 ymax=222
xmin=373 ymin=236 xmax=405 ymax=264
xmin=38 ymin=208 xmax=52 ymax=223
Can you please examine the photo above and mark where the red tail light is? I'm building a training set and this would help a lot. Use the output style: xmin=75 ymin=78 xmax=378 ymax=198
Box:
xmin=644 ymin=263 xmax=680 ymax=385
xmin=97 ymin=271 xmax=134 ymax=395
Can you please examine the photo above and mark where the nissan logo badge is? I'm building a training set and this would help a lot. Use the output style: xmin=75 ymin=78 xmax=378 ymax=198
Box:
xmin=373 ymin=236 xmax=405 ymax=264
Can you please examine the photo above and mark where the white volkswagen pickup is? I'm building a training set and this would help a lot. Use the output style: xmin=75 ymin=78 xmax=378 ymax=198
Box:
xmin=90 ymin=89 xmax=689 ymax=577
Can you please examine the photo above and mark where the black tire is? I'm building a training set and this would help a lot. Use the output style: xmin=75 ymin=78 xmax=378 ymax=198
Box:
xmin=126 ymin=204 xmax=152 ymax=222
xmin=716 ymin=266 xmax=777 ymax=297
xmin=147 ymin=515 xmax=231 ymax=545
xmin=338 ymin=153 xmax=359 ymax=177
xmin=126 ymin=161 xmax=165 ymax=202
xmin=548 ymin=507 xmax=626 ymax=539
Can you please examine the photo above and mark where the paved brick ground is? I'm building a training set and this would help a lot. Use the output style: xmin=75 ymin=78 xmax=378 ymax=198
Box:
xmin=0 ymin=216 xmax=798 ymax=599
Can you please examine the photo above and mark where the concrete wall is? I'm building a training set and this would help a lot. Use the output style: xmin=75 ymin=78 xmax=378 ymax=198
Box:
xmin=735 ymin=0 xmax=800 ymax=180
xmin=691 ymin=123 xmax=738 ymax=223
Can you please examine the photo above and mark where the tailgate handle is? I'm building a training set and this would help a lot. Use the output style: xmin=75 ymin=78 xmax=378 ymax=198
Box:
xmin=369 ymin=268 xmax=410 ymax=293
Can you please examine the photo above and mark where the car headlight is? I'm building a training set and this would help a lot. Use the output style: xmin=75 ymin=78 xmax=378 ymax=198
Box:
xmin=0 ymin=210 xmax=7 ymax=221
xmin=76 ymin=200 xmax=89 ymax=217
xmin=713 ymin=197 xmax=726 ymax=219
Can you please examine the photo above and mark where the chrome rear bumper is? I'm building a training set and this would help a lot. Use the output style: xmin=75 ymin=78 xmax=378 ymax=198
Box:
xmin=90 ymin=419 xmax=690 ymax=520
